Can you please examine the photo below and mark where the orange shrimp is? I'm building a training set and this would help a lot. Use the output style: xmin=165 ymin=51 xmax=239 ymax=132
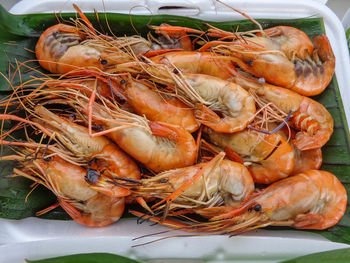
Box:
xmin=72 ymin=94 xmax=197 ymax=172
xmin=116 ymin=75 xmax=200 ymax=133
xmin=212 ymin=34 xmax=335 ymax=96
xmin=183 ymin=73 xmax=256 ymax=133
xmin=35 ymin=24 xmax=106 ymax=74
xmin=0 ymin=104 xmax=141 ymax=199
xmin=132 ymin=170 xmax=347 ymax=234
xmin=233 ymin=75 xmax=334 ymax=150
xmin=10 ymin=153 xmax=125 ymax=227
xmin=204 ymin=25 xmax=314 ymax=60
xmin=210 ymin=170 xmax=347 ymax=231
xmin=35 ymin=23 xmax=138 ymax=74
xmin=204 ymin=128 xmax=294 ymax=184
xmin=133 ymin=152 xmax=254 ymax=214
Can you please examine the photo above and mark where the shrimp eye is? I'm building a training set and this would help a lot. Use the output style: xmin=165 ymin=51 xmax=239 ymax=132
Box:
xmin=160 ymin=178 xmax=168 ymax=183
xmin=120 ymin=79 xmax=127 ymax=85
xmin=69 ymin=113 xmax=76 ymax=120
xmin=246 ymin=60 xmax=253 ymax=65
xmin=173 ymin=68 xmax=179 ymax=74
xmin=100 ymin=59 xmax=108 ymax=65
xmin=92 ymin=124 xmax=104 ymax=132
xmin=86 ymin=168 xmax=100 ymax=183
xmin=43 ymin=156 xmax=51 ymax=162
xmin=253 ymin=204 xmax=262 ymax=212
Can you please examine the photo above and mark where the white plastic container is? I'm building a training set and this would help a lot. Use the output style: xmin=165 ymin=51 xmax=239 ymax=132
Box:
xmin=1 ymin=1 xmax=350 ymax=262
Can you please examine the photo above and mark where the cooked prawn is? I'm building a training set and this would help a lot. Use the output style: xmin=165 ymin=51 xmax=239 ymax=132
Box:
xmin=132 ymin=170 xmax=347 ymax=234
xmin=204 ymin=127 xmax=294 ymax=184
xmin=133 ymin=152 xmax=254 ymax=214
xmin=212 ymin=34 xmax=335 ymax=96
xmin=9 ymin=153 xmax=125 ymax=227
xmin=203 ymin=25 xmax=314 ymax=60
xmin=232 ymin=75 xmax=334 ymax=150
xmin=70 ymin=93 xmax=197 ymax=172
xmin=0 ymin=105 xmax=140 ymax=198
xmin=35 ymin=23 xmax=139 ymax=74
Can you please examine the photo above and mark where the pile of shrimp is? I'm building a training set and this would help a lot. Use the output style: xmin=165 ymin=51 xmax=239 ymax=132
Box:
xmin=0 ymin=2 xmax=346 ymax=239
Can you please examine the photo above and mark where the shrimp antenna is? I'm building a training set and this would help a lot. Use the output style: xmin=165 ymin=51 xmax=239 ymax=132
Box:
xmin=215 ymin=0 xmax=264 ymax=33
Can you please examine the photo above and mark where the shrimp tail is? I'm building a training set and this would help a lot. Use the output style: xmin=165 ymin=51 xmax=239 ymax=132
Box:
xmin=292 ymin=213 xmax=325 ymax=229
xmin=194 ymin=104 xmax=221 ymax=129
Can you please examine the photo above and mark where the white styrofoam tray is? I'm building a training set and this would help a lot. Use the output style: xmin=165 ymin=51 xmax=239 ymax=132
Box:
xmin=2 ymin=0 xmax=350 ymax=262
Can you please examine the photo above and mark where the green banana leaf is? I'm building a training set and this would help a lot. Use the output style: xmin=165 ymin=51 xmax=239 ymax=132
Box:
xmin=280 ymin=247 xmax=350 ymax=263
xmin=25 ymin=253 xmax=140 ymax=263
xmin=0 ymin=5 xmax=349 ymax=244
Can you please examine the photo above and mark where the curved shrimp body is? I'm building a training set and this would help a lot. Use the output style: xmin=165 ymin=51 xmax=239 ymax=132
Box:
xmin=36 ymin=24 xmax=105 ymax=74
xmin=135 ymin=158 xmax=254 ymax=211
xmin=14 ymin=155 xmax=125 ymax=227
xmin=183 ymin=73 xmax=256 ymax=133
xmin=119 ymin=77 xmax=199 ymax=132
xmin=216 ymin=34 xmax=335 ymax=96
xmin=234 ymin=76 xmax=334 ymax=150
xmin=210 ymin=170 xmax=347 ymax=232
xmin=87 ymin=102 xmax=197 ymax=172
xmin=205 ymin=128 xmax=294 ymax=184
xmin=150 ymin=51 xmax=235 ymax=80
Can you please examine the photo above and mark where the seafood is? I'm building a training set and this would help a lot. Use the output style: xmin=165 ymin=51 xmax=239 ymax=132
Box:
xmin=35 ymin=23 xmax=113 ymax=74
xmin=116 ymin=63 xmax=257 ymax=134
xmin=133 ymin=152 xmax=254 ymax=214
xmin=210 ymin=170 xmax=348 ymax=231
xmin=10 ymin=153 xmax=125 ymax=227
xmin=1 ymin=105 xmax=141 ymax=198
xmin=232 ymin=75 xmax=334 ymax=150
xmin=72 ymin=93 xmax=197 ymax=172
xmin=117 ymin=75 xmax=200 ymax=132
xmin=203 ymin=25 xmax=314 ymax=60
xmin=132 ymin=170 xmax=347 ymax=233
xmin=35 ymin=23 xmax=147 ymax=74
xmin=205 ymin=127 xmax=295 ymax=184
xmin=213 ymin=34 xmax=335 ymax=96
xmin=183 ymin=73 xmax=256 ymax=133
